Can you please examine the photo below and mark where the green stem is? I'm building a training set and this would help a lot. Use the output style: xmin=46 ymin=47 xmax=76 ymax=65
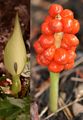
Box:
xmin=49 ymin=72 xmax=59 ymax=113
xmin=11 ymin=75 xmax=21 ymax=94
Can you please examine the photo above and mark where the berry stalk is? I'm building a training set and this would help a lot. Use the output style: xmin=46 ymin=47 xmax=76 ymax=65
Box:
xmin=49 ymin=72 xmax=59 ymax=112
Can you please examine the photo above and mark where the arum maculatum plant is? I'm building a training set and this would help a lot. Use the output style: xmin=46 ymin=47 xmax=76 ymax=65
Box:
xmin=34 ymin=4 xmax=80 ymax=113
xmin=4 ymin=13 xmax=27 ymax=94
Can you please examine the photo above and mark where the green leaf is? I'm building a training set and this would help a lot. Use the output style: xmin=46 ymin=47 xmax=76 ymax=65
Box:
xmin=0 ymin=98 xmax=21 ymax=120
xmin=23 ymin=96 xmax=30 ymax=120
xmin=16 ymin=113 xmax=29 ymax=120
xmin=5 ymin=107 xmax=21 ymax=120
xmin=0 ymin=96 xmax=30 ymax=120
xmin=7 ymin=97 xmax=24 ymax=108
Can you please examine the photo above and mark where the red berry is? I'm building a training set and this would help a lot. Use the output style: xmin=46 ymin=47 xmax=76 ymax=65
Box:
xmin=44 ymin=15 xmax=52 ymax=23
xmin=61 ymin=41 xmax=70 ymax=50
xmin=54 ymin=48 xmax=68 ymax=64
xmin=39 ymin=35 xmax=54 ymax=49
xmin=62 ymin=33 xmax=79 ymax=47
xmin=49 ymin=4 xmax=63 ymax=17
xmin=43 ymin=45 xmax=55 ymax=61
xmin=65 ymin=61 xmax=74 ymax=70
xmin=61 ymin=17 xmax=73 ymax=33
xmin=60 ymin=9 xmax=74 ymax=19
xmin=67 ymin=50 xmax=76 ymax=63
xmin=61 ymin=41 xmax=77 ymax=51
xmin=41 ymin=22 xmax=53 ymax=35
xmin=37 ymin=55 xmax=45 ymax=66
xmin=49 ymin=19 xmax=63 ymax=32
xmin=34 ymin=41 xmax=44 ymax=54
xmin=37 ymin=54 xmax=50 ymax=66
xmin=72 ymin=19 xmax=80 ymax=34
xmin=48 ymin=62 xmax=64 ymax=72
xmin=71 ymin=46 xmax=76 ymax=51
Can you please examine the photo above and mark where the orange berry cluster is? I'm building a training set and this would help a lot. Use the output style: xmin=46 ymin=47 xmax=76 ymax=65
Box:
xmin=34 ymin=4 xmax=80 ymax=72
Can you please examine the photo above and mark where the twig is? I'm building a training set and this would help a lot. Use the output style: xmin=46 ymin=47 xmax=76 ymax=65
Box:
xmin=71 ymin=77 xmax=83 ymax=82
xmin=59 ymin=97 xmax=73 ymax=120
xmin=31 ymin=102 xmax=39 ymax=120
xmin=43 ymin=97 xmax=83 ymax=120
xmin=39 ymin=106 xmax=48 ymax=118
xmin=61 ymin=66 xmax=83 ymax=78
xmin=35 ymin=80 xmax=50 ymax=98
xmin=61 ymin=56 xmax=83 ymax=78
xmin=74 ymin=56 xmax=83 ymax=67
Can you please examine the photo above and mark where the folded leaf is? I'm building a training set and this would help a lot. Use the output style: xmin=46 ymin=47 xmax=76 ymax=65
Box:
xmin=4 ymin=13 xmax=27 ymax=75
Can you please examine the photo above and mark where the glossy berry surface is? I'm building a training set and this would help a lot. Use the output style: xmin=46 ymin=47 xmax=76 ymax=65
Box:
xmin=62 ymin=33 xmax=79 ymax=47
xmin=49 ymin=4 xmax=63 ymax=17
xmin=54 ymin=48 xmax=68 ymax=64
xmin=37 ymin=54 xmax=50 ymax=65
xmin=49 ymin=19 xmax=63 ymax=32
xmin=43 ymin=45 xmax=55 ymax=61
xmin=61 ymin=18 xmax=73 ymax=33
xmin=65 ymin=61 xmax=74 ymax=70
xmin=39 ymin=35 xmax=54 ymax=49
xmin=67 ymin=50 xmax=76 ymax=63
xmin=41 ymin=22 xmax=53 ymax=35
xmin=33 ymin=41 xmax=44 ymax=54
xmin=44 ymin=16 xmax=52 ymax=23
xmin=72 ymin=19 xmax=80 ymax=34
xmin=48 ymin=62 xmax=64 ymax=72
xmin=60 ymin=9 xmax=74 ymax=19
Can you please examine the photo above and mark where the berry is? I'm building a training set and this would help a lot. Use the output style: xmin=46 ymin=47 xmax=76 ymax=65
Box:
xmin=71 ymin=46 xmax=76 ymax=51
xmin=37 ymin=54 xmax=50 ymax=66
xmin=61 ymin=17 xmax=73 ymax=33
xmin=49 ymin=4 xmax=63 ymax=17
xmin=48 ymin=62 xmax=64 ymax=72
xmin=54 ymin=48 xmax=68 ymax=64
xmin=65 ymin=61 xmax=74 ymax=70
xmin=41 ymin=22 xmax=53 ymax=35
xmin=44 ymin=15 xmax=52 ymax=23
xmin=67 ymin=50 xmax=76 ymax=63
xmin=43 ymin=45 xmax=55 ymax=61
xmin=37 ymin=55 xmax=45 ymax=66
xmin=61 ymin=41 xmax=77 ymax=51
xmin=49 ymin=19 xmax=63 ymax=32
xmin=61 ymin=41 xmax=69 ymax=50
xmin=72 ymin=19 xmax=80 ymax=34
xmin=39 ymin=35 xmax=54 ymax=49
xmin=60 ymin=9 xmax=74 ymax=19
xmin=34 ymin=41 xmax=44 ymax=54
xmin=62 ymin=33 xmax=79 ymax=47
